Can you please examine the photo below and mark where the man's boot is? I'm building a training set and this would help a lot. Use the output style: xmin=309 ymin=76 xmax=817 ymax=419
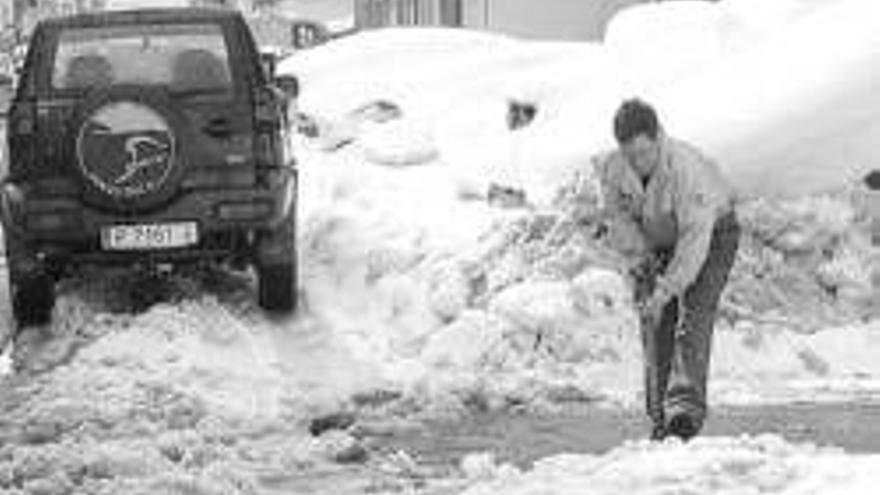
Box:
xmin=650 ymin=422 xmax=668 ymax=441
xmin=667 ymin=414 xmax=699 ymax=441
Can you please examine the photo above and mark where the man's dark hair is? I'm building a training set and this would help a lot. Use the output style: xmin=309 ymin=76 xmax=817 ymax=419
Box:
xmin=865 ymin=170 xmax=880 ymax=190
xmin=613 ymin=98 xmax=660 ymax=144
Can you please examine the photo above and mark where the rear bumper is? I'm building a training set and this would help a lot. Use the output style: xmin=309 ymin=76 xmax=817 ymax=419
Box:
xmin=0 ymin=172 xmax=296 ymax=267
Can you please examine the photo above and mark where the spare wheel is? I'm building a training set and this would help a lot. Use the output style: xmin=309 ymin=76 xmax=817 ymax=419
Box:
xmin=70 ymin=86 xmax=191 ymax=212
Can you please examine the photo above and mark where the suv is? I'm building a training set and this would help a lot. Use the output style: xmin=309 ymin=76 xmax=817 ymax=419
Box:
xmin=2 ymin=8 xmax=300 ymax=326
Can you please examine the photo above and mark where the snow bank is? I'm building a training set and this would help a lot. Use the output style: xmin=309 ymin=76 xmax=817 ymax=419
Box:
xmin=604 ymin=0 xmax=817 ymax=84
xmin=0 ymin=273 xmax=398 ymax=493
xmin=282 ymin=0 xmax=879 ymax=410
xmin=1 ymin=1 xmax=879 ymax=493
xmin=284 ymin=0 xmax=880 ymax=202
xmin=282 ymin=27 xmax=615 ymax=206
xmin=295 ymin=143 xmax=644 ymax=408
xmin=0 ymin=1 xmax=878 ymax=493
xmin=656 ymin=0 xmax=880 ymax=199
xmin=2 ymin=0 xmax=874 ymax=421
xmin=295 ymin=131 xmax=880 ymax=408
xmin=458 ymin=435 xmax=880 ymax=495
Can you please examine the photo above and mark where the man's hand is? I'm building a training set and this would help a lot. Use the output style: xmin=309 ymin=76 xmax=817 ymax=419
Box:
xmin=639 ymin=289 xmax=672 ymax=329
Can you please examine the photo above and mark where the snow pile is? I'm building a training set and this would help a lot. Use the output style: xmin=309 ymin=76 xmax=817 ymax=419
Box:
xmin=458 ymin=435 xmax=880 ymax=495
xmin=283 ymin=27 xmax=615 ymax=206
xmin=4 ymin=0 xmax=873 ymax=422
xmin=727 ymin=193 xmax=878 ymax=327
xmin=654 ymin=0 xmax=880 ymax=199
xmin=708 ymin=190 xmax=879 ymax=404
xmin=0 ymin=0 xmax=879 ymax=493
xmin=596 ymin=0 xmax=880 ymax=199
xmin=0 ymin=273 xmax=402 ymax=493
xmin=281 ymin=0 xmax=880 ymax=409
xmin=286 ymin=0 xmax=880 ymax=202
xmin=297 ymin=145 xmax=643 ymax=409
xmin=295 ymin=131 xmax=879 ymax=408
xmin=603 ymin=0 xmax=817 ymax=85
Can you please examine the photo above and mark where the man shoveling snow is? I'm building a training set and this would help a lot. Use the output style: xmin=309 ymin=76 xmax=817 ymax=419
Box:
xmin=597 ymin=98 xmax=740 ymax=441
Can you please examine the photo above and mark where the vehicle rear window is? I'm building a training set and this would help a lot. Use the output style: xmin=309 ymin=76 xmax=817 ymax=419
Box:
xmin=52 ymin=23 xmax=232 ymax=93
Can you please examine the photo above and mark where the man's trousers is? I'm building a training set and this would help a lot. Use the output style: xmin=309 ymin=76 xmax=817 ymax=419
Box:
xmin=641 ymin=211 xmax=741 ymax=431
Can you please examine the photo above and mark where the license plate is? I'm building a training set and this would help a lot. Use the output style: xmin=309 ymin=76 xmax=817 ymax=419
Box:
xmin=101 ymin=222 xmax=198 ymax=250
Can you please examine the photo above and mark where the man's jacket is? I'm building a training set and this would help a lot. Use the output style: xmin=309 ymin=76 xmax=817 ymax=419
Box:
xmin=596 ymin=136 xmax=736 ymax=299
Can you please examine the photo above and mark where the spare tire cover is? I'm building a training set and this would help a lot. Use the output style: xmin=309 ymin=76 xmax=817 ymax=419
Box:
xmin=72 ymin=87 xmax=188 ymax=212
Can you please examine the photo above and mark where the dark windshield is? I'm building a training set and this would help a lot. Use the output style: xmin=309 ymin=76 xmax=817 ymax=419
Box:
xmin=52 ymin=23 xmax=232 ymax=93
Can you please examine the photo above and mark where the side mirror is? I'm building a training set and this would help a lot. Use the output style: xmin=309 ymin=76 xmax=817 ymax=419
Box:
xmin=275 ymin=74 xmax=299 ymax=100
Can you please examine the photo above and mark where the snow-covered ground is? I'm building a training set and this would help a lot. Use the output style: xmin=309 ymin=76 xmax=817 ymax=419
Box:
xmin=281 ymin=0 xmax=880 ymax=409
xmin=0 ymin=0 xmax=879 ymax=493
xmin=455 ymin=435 xmax=880 ymax=495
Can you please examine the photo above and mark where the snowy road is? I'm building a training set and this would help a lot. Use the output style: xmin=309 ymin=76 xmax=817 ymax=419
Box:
xmin=0 ymin=0 xmax=878 ymax=494
xmin=0 ymin=256 xmax=876 ymax=493
xmin=380 ymin=402 xmax=880 ymax=469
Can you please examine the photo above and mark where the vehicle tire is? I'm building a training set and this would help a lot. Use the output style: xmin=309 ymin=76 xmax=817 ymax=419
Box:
xmin=10 ymin=270 xmax=54 ymax=327
xmin=68 ymin=85 xmax=192 ymax=213
xmin=255 ymin=215 xmax=298 ymax=313
xmin=5 ymin=231 xmax=54 ymax=327
xmin=256 ymin=260 xmax=297 ymax=313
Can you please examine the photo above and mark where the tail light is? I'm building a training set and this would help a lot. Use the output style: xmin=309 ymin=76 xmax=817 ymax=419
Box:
xmin=7 ymin=100 xmax=38 ymax=177
xmin=12 ymin=103 xmax=36 ymax=136
xmin=253 ymin=87 xmax=282 ymax=168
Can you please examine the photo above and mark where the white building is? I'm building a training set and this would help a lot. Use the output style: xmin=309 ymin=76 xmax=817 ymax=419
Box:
xmin=355 ymin=0 xmax=656 ymax=40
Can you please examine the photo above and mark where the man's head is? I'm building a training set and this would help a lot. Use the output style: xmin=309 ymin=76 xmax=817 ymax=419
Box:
xmin=614 ymin=98 xmax=662 ymax=180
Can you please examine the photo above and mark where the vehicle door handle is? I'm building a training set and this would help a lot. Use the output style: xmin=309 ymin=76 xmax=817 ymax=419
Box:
xmin=203 ymin=117 xmax=232 ymax=137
